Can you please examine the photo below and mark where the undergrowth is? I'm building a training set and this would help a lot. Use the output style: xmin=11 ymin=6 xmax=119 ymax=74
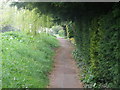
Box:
xmin=1 ymin=31 xmax=59 ymax=88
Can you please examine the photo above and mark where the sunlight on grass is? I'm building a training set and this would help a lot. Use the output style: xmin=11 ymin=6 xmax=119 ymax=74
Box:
xmin=1 ymin=31 xmax=59 ymax=88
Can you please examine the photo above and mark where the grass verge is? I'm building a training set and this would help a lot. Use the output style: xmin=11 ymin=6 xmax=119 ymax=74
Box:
xmin=1 ymin=31 xmax=59 ymax=88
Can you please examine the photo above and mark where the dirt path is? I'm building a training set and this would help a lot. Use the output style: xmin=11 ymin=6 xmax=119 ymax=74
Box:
xmin=48 ymin=38 xmax=83 ymax=88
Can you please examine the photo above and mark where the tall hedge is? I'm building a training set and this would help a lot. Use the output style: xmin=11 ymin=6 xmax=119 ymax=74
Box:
xmin=73 ymin=8 xmax=120 ymax=88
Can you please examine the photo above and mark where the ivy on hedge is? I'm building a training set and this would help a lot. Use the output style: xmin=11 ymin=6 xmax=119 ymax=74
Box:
xmin=73 ymin=8 xmax=120 ymax=88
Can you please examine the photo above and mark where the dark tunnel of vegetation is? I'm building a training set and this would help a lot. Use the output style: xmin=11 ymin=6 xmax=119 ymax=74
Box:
xmin=12 ymin=2 xmax=120 ymax=88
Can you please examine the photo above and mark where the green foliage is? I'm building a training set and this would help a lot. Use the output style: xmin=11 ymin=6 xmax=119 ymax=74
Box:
xmin=0 ymin=2 xmax=54 ymax=34
xmin=12 ymin=2 xmax=115 ymax=22
xmin=58 ymin=30 xmax=65 ymax=37
xmin=0 ymin=33 xmax=1 ymax=90
xmin=66 ymin=23 xmax=74 ymax=38
xmin=51 ymin=25 xmax=63 ymax=34
xmin=73 ymin=8 xmax=120 ymax=88
xmin=1 ymin=31 xmax=59 ymax=88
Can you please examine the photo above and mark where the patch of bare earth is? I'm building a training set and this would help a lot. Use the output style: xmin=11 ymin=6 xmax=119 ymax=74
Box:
xmin=48 ymin=38 xmax=83 ymax=88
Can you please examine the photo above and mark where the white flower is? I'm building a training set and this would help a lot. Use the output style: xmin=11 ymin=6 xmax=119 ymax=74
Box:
xmin=10 ymin=36 xmax=13 ymax=40
xmin=14 ymin=77 xmax=16 ymax=80
xmin=19 ymin=40 xmax=22 ymax=42
xmin=93 ymin=83 xmax=96 ymax=87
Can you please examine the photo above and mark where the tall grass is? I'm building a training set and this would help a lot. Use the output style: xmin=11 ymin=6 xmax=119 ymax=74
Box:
xmin=1 ymin=31 xmax=59 ymax=88
xmin=0 ymin=2 xmax=54 ymax=34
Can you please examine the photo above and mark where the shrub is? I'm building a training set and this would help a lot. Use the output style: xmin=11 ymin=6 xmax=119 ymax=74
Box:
xmin=58 ymin=30 xmax=65 ymax=37
xmin=72 ymin=8 xmax=120 ymax=88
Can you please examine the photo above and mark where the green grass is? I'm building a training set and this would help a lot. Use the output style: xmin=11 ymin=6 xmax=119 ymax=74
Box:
xmin=1 ymin=31 xmax=59 ymax=88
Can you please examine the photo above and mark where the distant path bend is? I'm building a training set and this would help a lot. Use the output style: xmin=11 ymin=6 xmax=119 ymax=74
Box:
xmin=48 ymin=38 xmax=83 ymax=88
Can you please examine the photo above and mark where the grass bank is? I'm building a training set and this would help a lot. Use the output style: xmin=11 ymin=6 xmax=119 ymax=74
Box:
xmin=1 ymin=32 xmax=59 ymax=88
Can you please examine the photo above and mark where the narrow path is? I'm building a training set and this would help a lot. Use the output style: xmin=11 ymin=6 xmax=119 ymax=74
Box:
xmin=48 ymin=38 xmax=83 ymax=88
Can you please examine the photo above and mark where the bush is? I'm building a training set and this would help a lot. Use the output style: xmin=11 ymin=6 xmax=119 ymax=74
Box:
xmin=69 ymin=38 xmax=76 ymax=44
xmin=72 ymin=8 xmax=120 ymax=88
xmin=58 ymin=30 xmax=65 ymax=37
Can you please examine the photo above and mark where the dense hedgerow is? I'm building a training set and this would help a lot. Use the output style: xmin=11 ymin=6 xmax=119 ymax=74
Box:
xmin=1 ymin=32 xmax=59 ymax=88
xmin=72 ymin=8 xmax=120 ymax=88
